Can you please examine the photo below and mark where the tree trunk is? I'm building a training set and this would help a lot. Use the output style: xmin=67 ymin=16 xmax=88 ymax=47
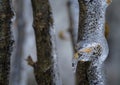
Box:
xmin=31 ymin=0 xmax=54 ymax=85
xmin=0 ymin=0 xmax=13 ymax=85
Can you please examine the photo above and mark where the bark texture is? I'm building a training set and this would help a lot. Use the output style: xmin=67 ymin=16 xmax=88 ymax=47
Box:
xmin=0 ymin=0 xmax=13 ymax=85
xmin=31 ymin=0 xmax=54 ymax=85
xmin=76 ymin=62 xmax=90 ymax=85
xmin=74 ymin=0 xmax=111 ymax=85
xmin=68 ymin=1 xmax=90 ymax=84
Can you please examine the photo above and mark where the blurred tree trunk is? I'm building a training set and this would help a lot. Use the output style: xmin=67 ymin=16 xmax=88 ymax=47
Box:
xmin=0 ymin=0 xmax=13 ymax=85
xmin=9 ymin=0 xmax=26 ymax=85
xmin=31 ymin=0 xmax=54 ymax=85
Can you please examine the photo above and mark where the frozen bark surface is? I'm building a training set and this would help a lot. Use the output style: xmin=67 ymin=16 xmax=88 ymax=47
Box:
xmin=31 ymin=0 xmax=54 ymax=84
xmin=72 ymin=0 xmax=111 ymax=85
xmin=0 ymin=0 xmax=13 ymax=85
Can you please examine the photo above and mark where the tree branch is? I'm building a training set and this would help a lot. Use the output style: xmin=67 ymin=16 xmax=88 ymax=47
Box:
xmin=0 ymin=0 xmax=14 ymax=85
xmin=31 ymin=0 xmax=54 ymax=84
xmin=73 ymin=0 xmax=111 ymax=85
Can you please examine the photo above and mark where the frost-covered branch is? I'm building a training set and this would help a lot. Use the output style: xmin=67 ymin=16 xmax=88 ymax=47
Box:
xmin=72 ymin=0 xmax=111 ymax=85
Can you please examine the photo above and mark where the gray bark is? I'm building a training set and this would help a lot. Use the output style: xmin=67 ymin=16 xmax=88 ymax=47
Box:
xmin=73 ymin=0 xmax=111 ymax=85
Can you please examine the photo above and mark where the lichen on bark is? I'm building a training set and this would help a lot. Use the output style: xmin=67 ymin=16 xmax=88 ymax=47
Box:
xmin=31 ymin=0 xmax=54 ymax=84
xmin=0 ymin=0 xmax=13 ymax=85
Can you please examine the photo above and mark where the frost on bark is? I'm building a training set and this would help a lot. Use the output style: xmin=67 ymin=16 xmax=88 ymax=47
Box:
xmin=73 ymin=0 xmax=111 ymax=85
xmin=31 ymin=0 xmax=54 ymax=84
xmin=0 ymin=0 xmax=13 ymax=85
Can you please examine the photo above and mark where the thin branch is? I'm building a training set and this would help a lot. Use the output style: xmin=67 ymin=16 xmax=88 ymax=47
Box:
xmin=31 ymin=0 xmax=54 ymax=84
